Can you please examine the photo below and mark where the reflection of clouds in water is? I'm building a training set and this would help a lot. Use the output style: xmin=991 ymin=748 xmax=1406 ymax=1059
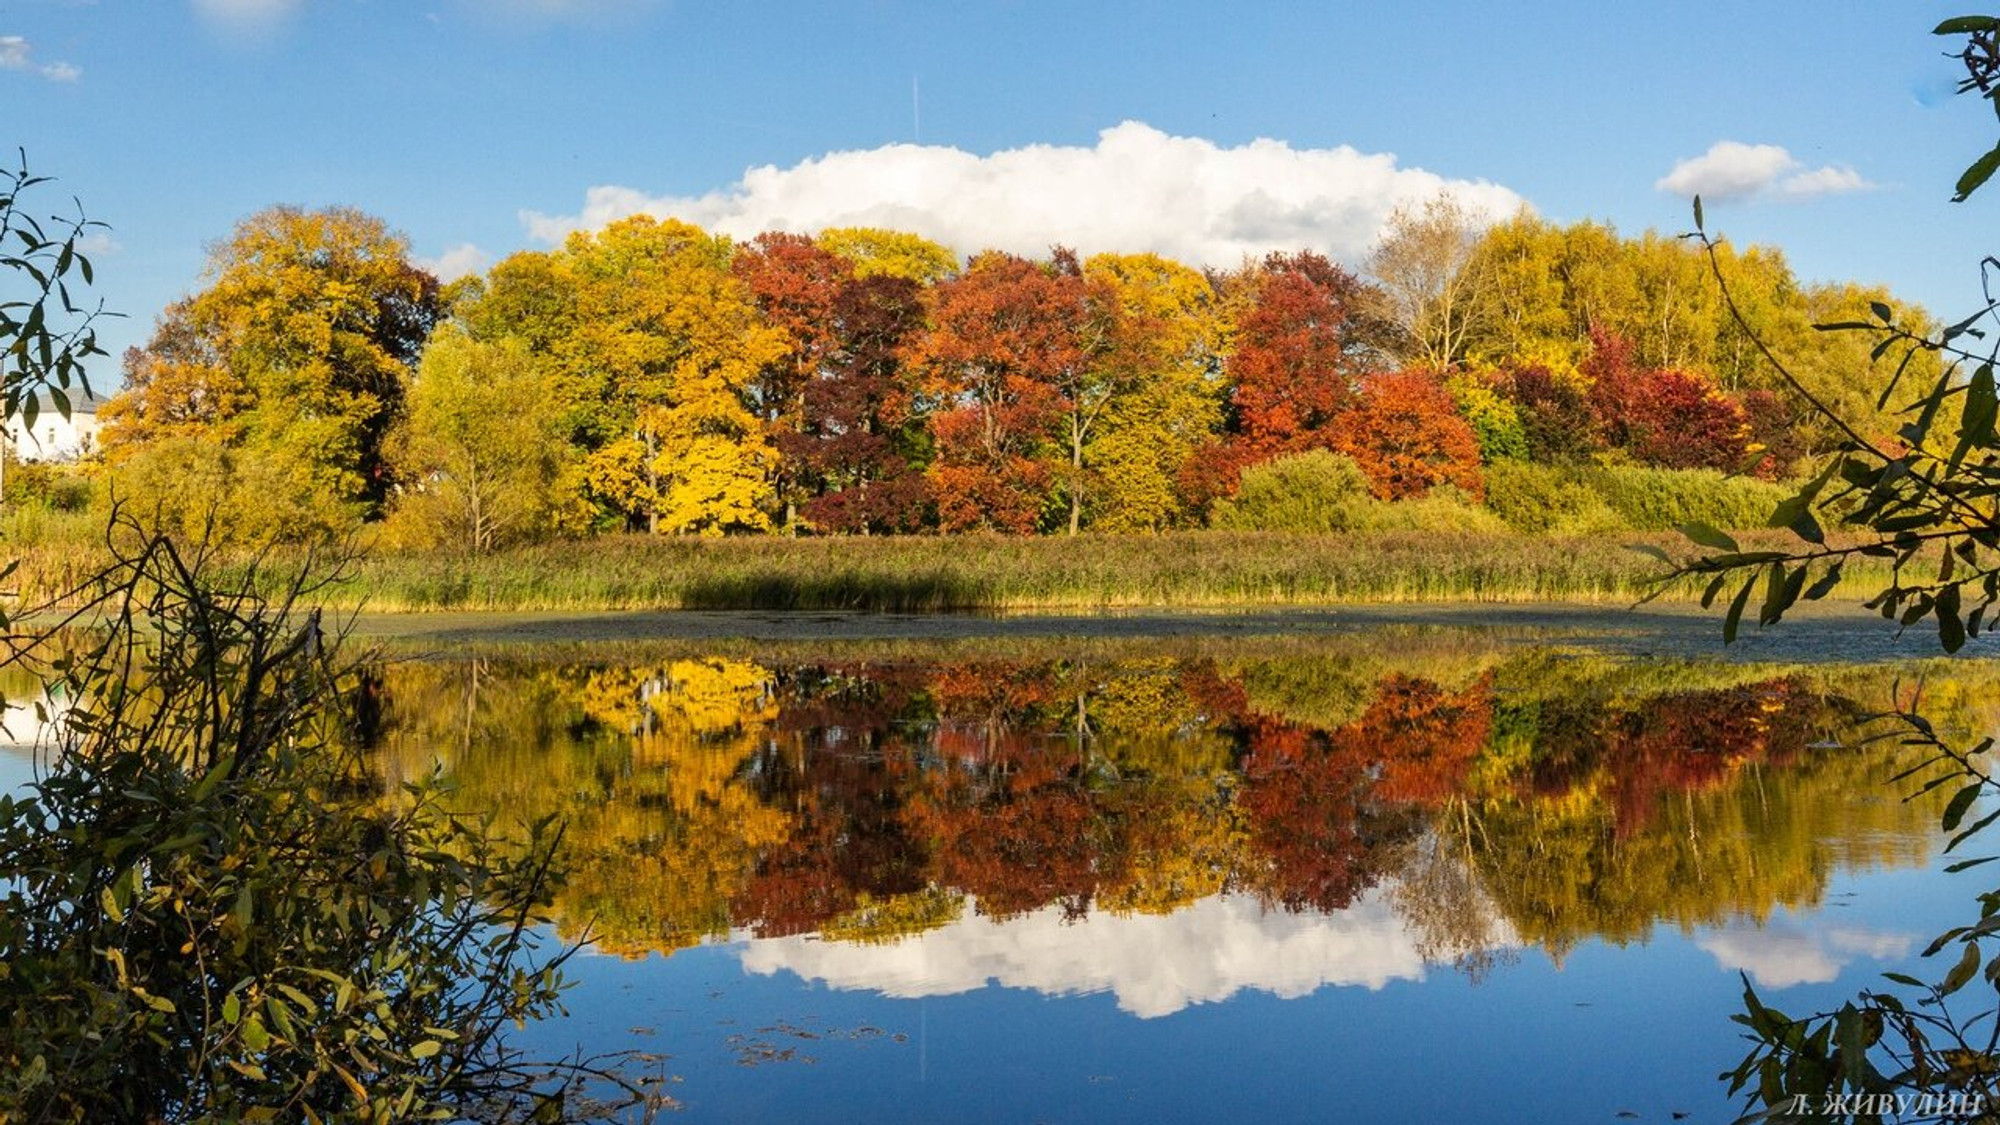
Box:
xmin=737 ymin=887 xmax=1512 ymax=1018
xmin=1697 ymin=921 xmax=1915 ymax=989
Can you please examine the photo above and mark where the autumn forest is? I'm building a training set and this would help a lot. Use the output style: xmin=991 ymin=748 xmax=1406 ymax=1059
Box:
xmin=59 ymin=196 xmax=1934 ymax=555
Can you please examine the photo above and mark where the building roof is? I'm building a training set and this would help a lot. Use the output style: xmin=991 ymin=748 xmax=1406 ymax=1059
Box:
xmin=6 ymin=387 xmax=108 ymax=419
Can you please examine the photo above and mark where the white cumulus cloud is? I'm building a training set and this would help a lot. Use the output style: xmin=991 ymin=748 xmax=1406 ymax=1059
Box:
xmin=0 ymin=35 xmax=81 ymax=82
xmin=1656 ymin=140 xmax=1873 ymax=204
xmin=416 ymin=243 xmax=492 ymax=282
xmin=521 ymin=121 xmax=1529 ymax=270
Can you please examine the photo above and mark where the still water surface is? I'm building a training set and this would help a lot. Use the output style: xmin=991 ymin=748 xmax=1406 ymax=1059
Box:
xmin=25 ymin=620 xmax=1993 ymax=1122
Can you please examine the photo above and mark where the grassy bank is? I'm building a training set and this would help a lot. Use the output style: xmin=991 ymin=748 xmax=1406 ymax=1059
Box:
xmin=0 ymin=529 xmax=1882 ymax=613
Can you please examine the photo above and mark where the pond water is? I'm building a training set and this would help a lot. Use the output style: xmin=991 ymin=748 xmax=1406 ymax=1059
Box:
xmin=12 ymin=616 xmax=1991 ymax=1122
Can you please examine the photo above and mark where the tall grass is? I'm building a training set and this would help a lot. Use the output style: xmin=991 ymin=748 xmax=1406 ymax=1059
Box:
xmin=1 ymin=530 xmax=1868 ymax=613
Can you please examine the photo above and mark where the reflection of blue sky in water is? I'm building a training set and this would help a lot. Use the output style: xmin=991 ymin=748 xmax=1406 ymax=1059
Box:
xmin=0 ymin=745 xmax=36 ymax=796
xmin=524 ymin=857 xmax=1960 ymax=1125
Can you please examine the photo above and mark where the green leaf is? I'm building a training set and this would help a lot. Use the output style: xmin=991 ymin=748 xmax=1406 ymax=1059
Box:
xmin=1956 ymin=143 xmax=2000 ymax=202
xmin=1692 ymin=195 xmax=1704 ymax=231
xmin=411 ymin=1039 xmax=442 ymax=1059
xmin=1678 ymin=522 xmax=1740 ymax=553
xmin=1941 ymin=941 xmax=1982 ymax=995
xmin=1724 ymin=577 xmax=1755 ymax=644
xmin=223 ymin=992 xmax=241 ymax=1025
xmin=1936 ymin=16 xmax=2000 ymax=34
xmin=1944 ymin=781 xmax=1983 ymax=832
xmin=1870 ymin=300 xmax=1894 ymax=323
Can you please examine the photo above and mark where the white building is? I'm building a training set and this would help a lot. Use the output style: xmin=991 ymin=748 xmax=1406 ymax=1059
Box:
xmin=3 ymin=390 xmax=105 ymax=462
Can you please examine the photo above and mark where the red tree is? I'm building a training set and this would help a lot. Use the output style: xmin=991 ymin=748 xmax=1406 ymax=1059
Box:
xmin=734 ymin=233 xmax=854 ymax=525
xmin=912 ymin=252 xmax=1089 ymax=532
xmin=790 ymin=274 xmax=932 ymax=533
xmin=1334 ymin=369 xmax=1486 ymax=500
xmin=1583 ymin=328 xmax=1748 ymax=471
xmin=1225 ymin=252 xmax=1380 ymax=459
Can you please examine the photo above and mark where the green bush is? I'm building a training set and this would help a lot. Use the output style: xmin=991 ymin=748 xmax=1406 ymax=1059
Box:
xmin=1587 ymin=464 xmax=1790 ymax=530
xmin=0 ymin=529 xmax=628 ymax=1121
xmin=1485 ymin=461 xmax=1789 ymax=533
xmin=1210 ymin=450 xmax=1375 ymax=532
xmin=1211 ymin=452 xmax=1513 ymax=535
xmin=1485 ymin=462 xmax=1622 ymax=534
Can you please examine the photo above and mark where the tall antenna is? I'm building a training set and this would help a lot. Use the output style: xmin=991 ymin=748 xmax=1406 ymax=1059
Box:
xmin=913 ymin=75 xmax=921 ymax=144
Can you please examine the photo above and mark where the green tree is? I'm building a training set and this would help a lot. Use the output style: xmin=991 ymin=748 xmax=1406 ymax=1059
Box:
xmin=386 ymin=326 xmax=560 ymax=551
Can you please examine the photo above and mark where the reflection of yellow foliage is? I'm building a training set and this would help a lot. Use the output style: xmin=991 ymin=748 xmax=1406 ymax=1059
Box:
xmin=1100 ymin=777 xmax=1246 ymax=916
xmin=820 ymin=887 xmax=966 ymax=945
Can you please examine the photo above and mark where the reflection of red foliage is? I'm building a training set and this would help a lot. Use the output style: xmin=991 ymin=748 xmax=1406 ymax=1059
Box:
xmin=1229 ymin=673 xmax=1491 ymax=912
xmin=1522 ymin=677 xmax=1828 ymax=836
xmin=901 ymin=733 xmax=1114 ymax=920
xmin=732 ymin=665 xmax=932 ymax=937
xmin=1334 ymin=371 xmax=1486 ymax=500
xmin=1352 ymin=674 xmax=1494 ymax=806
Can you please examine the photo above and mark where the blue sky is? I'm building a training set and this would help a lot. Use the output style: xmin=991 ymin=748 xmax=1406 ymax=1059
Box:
xmin=6 ymin=1 xmax=1997 ymax=381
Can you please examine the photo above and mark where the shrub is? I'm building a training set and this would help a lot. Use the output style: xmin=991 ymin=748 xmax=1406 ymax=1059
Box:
xmin=1484 ymin=461 xmax=1623 ymax=534
xmin=1486 ymin=461 xmax=1790 ymax=533
xmin=1210 ymin=451 xmax=1508 ymax=534
xmin=0 ymin=528 xmax=635 ymax=1121
xmin=1210 ymin=450 xmax=1374 ymax=532
xmin=1586 ymin=464 xmax=1789 ymax=530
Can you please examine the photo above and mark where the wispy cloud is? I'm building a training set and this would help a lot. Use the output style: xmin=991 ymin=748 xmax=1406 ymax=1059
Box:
xmin=0 ymin=35 xmax=82 ymax=82
xmin=190 ymin=0 xmax=301 ymax=41
xmin=520 ymin=121 xmax=1528 ymax=270
xmin=1656 ymin=140 xmax=1873 ymax=204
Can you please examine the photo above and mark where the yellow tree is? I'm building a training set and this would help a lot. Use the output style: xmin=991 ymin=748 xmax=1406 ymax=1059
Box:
xmin=101 ymin=206 xmax=439 ymax=540
xmin=816 ymin=226 xmax=960 ymax=284
xmin=469 ymin=217 xmax=787 ymax=535
xmin=1082 ymin=252 xmax=1228 ymax=531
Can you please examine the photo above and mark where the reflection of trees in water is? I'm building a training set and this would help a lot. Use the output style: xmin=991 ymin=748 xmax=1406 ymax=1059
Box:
xmin=369 ymin=648 xmax=1966 ymax=968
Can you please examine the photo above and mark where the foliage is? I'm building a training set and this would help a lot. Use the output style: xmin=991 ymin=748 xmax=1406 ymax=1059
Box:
xmin=912 ymin=250 xmax=1081 ymax=532
xmin=1481 ymin=461 xmax=1624 ymax=535
xmin=1334 ymin=369 xmax=1485 ymax=500
xmin=0 ymin=151 xmax=112 ymax=427
xmin=1582 ymin=328 xmax=1748 ymax=471
xmin=1496 ymin=362 xmax=1601 ymax=463
xmin=1208 ymin=450 xmax=1376 ymax=533
xmin=814 ymin=227 xmax=959 ymax=285
xmin=101 ymin=206 xmax=440 ymax=542
xmin=1670 ymin=23 xmax=2000 ymax=1121
xmin=0 ymin=527 xmax=645 ymax=1122
xmin=385 ymin=327 xmax=560 ymax=552
xmin=1445 ymin=370 xmax=1529 ymax=463
xmin=1081 ymin=253 xmax=1228 ymax=531
xmin=788 ymin=273 xmax=933 ymax=534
